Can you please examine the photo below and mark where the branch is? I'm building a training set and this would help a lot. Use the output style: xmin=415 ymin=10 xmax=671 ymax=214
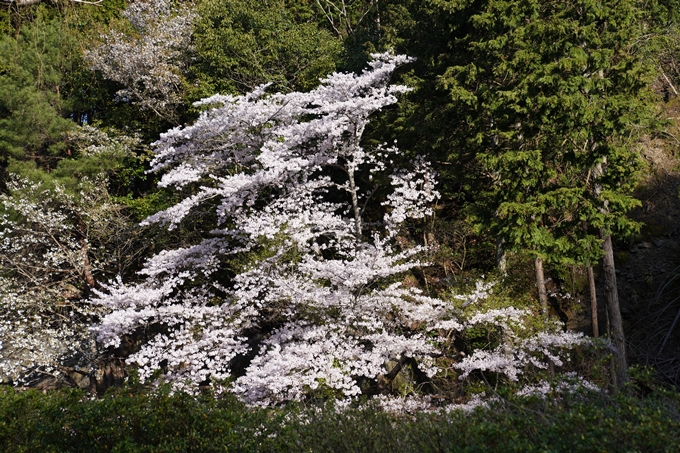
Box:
xmin=659 ymin=304 xmax=680 ymax=354
xmin=316 ymin=0 xmax=343 ymax=37
xmin=660 ymin=66 xmax=679 ymax=97
xmin=384 ymin=355 xmax=409 ymax=382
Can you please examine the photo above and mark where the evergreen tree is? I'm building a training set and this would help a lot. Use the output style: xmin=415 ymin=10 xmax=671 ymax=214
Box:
xmin=384 ymin=0 xmax=655 ymax=386
xmin=0 ymin=9 xmax=76 ymax=182
xmin=0 ymin=3 xmax=139 ymax=183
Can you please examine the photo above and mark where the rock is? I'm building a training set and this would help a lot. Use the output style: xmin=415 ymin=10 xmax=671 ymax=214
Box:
xmin=35 ymin=377 xmax=61 ymax=391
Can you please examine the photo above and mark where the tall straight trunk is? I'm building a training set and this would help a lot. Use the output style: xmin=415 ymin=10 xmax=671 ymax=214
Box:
xmin=587 ymin=265 xmax=599 ymax=338
xmin=535 ymin=256 xmax=548 ymax=318
xmin=591 ymin=156 xmax=627 ymax=386
xmin=601 ymin=231 xmax=628 ymax=387
xmin=536 ymin=256 xmax=553 ymax=375
xmin=583 ymin=221 xmax=599 ymax=338
xmin=344 ymin=130 xmax=364 ymax=238
xmin=371 ymin=0 xmax=381 ymax=32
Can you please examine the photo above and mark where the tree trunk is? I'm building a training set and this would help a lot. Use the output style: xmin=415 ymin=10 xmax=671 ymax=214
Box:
xmin=347 ymin=165 xmax=362 ymax=237
xmin=496 ymin=237 xmax=507 ymax=274
xmin=371 ymin=0 xmax=381 ymax=32
xmin=76 ymin=218 xmax=96 ymax=292
xmin=13 ymin=0 xmax=42 ymax=5
xmin=80 ymin=237 xmax=96 ymax=290
xmin=601 ymin=231 xmax=628 ymax=387
xmin=535 ymin=256 xmax=548 ymax=318
xmin=590 ymin=157 xmax=627 ymax=386
xmin=587 ymin=265 xmax=599 ymax=338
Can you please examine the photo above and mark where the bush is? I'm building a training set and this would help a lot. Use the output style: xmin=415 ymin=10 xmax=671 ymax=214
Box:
xmin=0 ymin=386 xmax=271 ymax=453
xmin=1 ymin=382 xmax=679 ymax=452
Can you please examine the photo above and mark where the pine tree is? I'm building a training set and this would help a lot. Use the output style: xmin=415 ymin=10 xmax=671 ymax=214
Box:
xmin=0 ymin=9 xmax=76 ymax=182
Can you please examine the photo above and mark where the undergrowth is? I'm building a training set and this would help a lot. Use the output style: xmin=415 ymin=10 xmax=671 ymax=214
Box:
xmin=1 ymin=371 xmax=679 ymax=453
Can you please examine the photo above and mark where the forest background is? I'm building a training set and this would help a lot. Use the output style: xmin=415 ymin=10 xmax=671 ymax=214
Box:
xmin=2 ymin=0 xmax=680 ymax=450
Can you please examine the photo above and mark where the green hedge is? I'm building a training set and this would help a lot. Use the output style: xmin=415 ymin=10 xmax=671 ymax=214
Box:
xmin=1 ymin=384 xmax=679 ymax=452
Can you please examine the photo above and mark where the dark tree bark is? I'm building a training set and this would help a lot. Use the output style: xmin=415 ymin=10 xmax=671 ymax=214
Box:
xmin=76 ymin=218 xmax=96 ymax=292
xmin=601 ymin=231 xmax=628 ymax=387
xmin=80 ymin=237 xmax=96 ymax=289
xmin=588 ymin=265 xmax=599 ymax=338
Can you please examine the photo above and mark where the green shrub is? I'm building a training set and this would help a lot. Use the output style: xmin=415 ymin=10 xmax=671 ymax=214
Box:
xmin=0 ymin=386 xmax=271 ymax=453
xmin=1 ymin=382 xmax=679 ymax=452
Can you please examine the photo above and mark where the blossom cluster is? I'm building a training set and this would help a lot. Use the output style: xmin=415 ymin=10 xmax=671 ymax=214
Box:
xmin=515 ymin=373 xmax=599 ymax=398
xmin=452 ymin=315 xmax=588 ymax=381
xmin=64 ymin=124 xmax=142 ymax=158
xmin=85 ymin=0 xmax=195 ymax=120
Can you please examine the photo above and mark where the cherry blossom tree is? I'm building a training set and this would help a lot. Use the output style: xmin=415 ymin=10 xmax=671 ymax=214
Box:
xmin=92 ymin=54 xmax=591 ymax=406
xmin=0 ymin=124 xmax=148 ymax=387
xmin=0 ymin=175 xmax=129 ymax=386
xmin=84 ymin=0 xmax=195 ymax=121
